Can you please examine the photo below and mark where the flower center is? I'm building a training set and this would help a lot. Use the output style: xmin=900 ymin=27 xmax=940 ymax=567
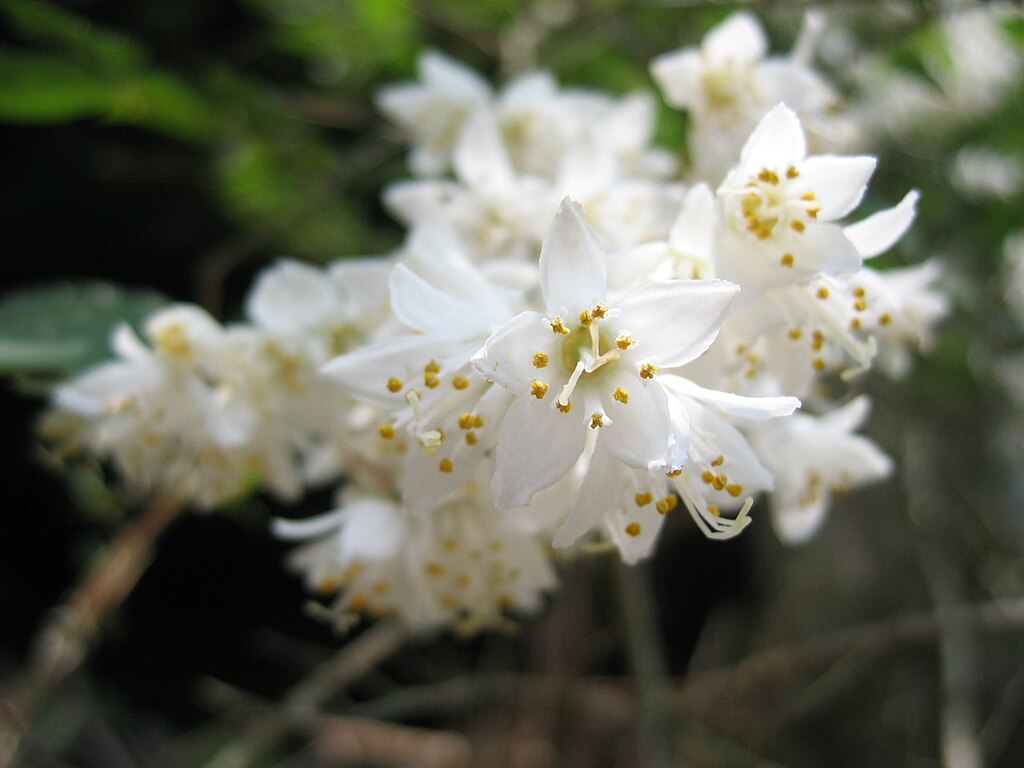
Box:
xmin=554 ymin=311 xmax=621 ymax=408
xmin=725 ymin=166 xmax=821 ymax=241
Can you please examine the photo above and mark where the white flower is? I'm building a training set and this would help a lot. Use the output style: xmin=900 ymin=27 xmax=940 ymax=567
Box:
xmin=716 ymin=104 xmax=875 ymax=301
xmin=471 ymin=198 xmax=739 ymax=509
xmin=376 ymin=51 xmax=492 ymax=177
xmin=274 ymin=484 xmax=557 ymax=634
xmin=651 ymin=12 xmax=840 ymax=182
xmin=322 ymin=229 xmax=519 ymax=513
xmin=749 ymin=395 xmax=893 ymax=544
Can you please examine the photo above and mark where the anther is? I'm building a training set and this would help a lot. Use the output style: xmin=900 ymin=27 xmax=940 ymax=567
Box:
xmin=725 ymin=484 xmax=743 ymax=497
xmin=625 ymin=522 xmax=642 ymax=537
xmin=386 ymin=377 xmax=403 ymax=392
xmin=590 ymin=412 xmax=605 ymax=429
xmin=556 ymin=400 xmax=573 ymax=414
xmin=711 ymin=455 xmax=725 ymax=467
xmin=451 ymin=375 xmax=470 ymax=390
xmin=791 ymin=220 xmax=806 ymax=233
xmin=656 ymin=495 xmax=678 ymax=514
xmin=635 ymin=492 xmax=653 ymax=507
xmin=780 ymin=253 xmax=794 ymax=267
xmin=533 ymin=352 xmax=549 ymax=368
xmin=531 ymin=380 xmax=549 ymax=399
xmin=612 ymin=387 xmax=630 ymax=404
xmin=439 ymin=457 xmax=453 ymax=473
xmin=616 ymin=332 xmax=637 ymax=350
xmin=379 ymin=424 xmax=395 ymax=439
xmin=424 ymin=371 xmax=440 ymax=388
xmin=549 ymin=316 xmax=570 ymax=335
xmin=639 ymin=363 xmax=657 ymax=379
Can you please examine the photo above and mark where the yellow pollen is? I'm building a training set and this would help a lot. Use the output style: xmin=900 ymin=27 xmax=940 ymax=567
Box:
xmin=635 ymin=492 xmax=653 ymax=507
xmin=800 ymin=191 xmax=816 ymax=201
xmin=473 ymin=415 xmax=484 ymax=428
xmin=458 ymin=412 xmax=475 ymax=429
xmin=424 ymin=371 xmax=440 ymax=388
xmin=373 ymin=580 xmax=391 ymax=595
xmin=531 ymin=380 xmax=549 ymax=399
xmin=426 ymin=562 xmax=445 ymax=577
xmin=455 ymin=573 xmax=470 ymax=588
xmin=549 ymin=316 xmax=570 ymax=335
xmin=451 ymin=375 xmax=470 ymax=390
xmin=656 ymin=495 xmax=678 ymax=514
xmin=712 ymin=475 xmax=726 ymax=491
xmin=758 ymin=168 xmax=780 ymax=185
xmin=625 ymin=522 xmax=642 ymax=537
xmin=465 ymin=431 xmax=477 ymax=445
xmin=708 ymin=504 xmax=721 ymax=517
xmin=853 ymin=298 xmax=867 ymax=312
xmin=788 ymin=328 xmax=803 ymax=340
xmin=378 ymin=424 xmax=396 ymax=439
xmin=853 ymin=287 xmax=866 ymax=298
xmin=591 ymin=302 xmax=608 ymax=319
xmin=813 ymin=358 xmax=826 ymax=371
xmin=616 ymin=332 xmax=637 ymax=350
xmin=386 ymin=377 xmax=403 ymax=393
xmin=556 ymin=400 xmax=573 ymax=414
xmin=812 ymin=330 xmax=825 ymax=350
xmin=787 ymin=166 xmax=801 ymax=179
xmin=348 ymin=593 xmax=369 ymax=612
xmin=725 ymin=483 xmax=743 ymax=497
xmin=807 ymin=207 xmax=820 ymax=219
xmin=443 ymin=537 xmax=459 ymax=550
xmin=640 ymin=363 xmax=658 ymax=379
xmin=702 ymin=470 xmax=715 ymax=483
xmin=816 ymin=287 xmax=830 ymax=300
xmin=533 ymin=352 xmax=549 ymax=368
xmin=711 ymin=455 xmax=725 ymax=467
xmin=851 ymin=318 xmax=862 ymax=330
xmin=791 ymin=220 xmax=806 ymax=233
xmin=780 ymin=253 xmax=795 ymax=267
xmin=590 ymin=412 xmax=605 ymax=429
xmin=879 ymin=312 xmax=892 ymax=326
xmin=666 ymin=468 xmax=682 ymax=477
xmin=424 ymin=359 xmax=440 ymax=374
xmin=316 ymin=577 xmax=341 ymax=594
xmin=612 ymin=387 xmax=630 ymax=404
xmin=579 ymin=309 xmax=592 ymax=327
xmin=439 ymin=457 xmax=453 ymax=473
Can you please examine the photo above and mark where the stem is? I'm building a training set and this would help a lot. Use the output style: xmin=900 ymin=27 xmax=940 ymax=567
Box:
xmin=0 ymin=493 xmax=183 ymax=767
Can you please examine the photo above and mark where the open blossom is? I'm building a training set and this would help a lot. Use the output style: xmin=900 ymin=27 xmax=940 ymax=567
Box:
xmin=274 ymin=482 xmax=557 ymax=634
xmin=749 ymin=395 xmax=893 ymax=544
xmin=651 ymin=11 xmax=843 ymax=182
xmin=471 ymin=198 xmax=740 ymax=511
xmin=716 ymin=103 xmax=875 ymax=300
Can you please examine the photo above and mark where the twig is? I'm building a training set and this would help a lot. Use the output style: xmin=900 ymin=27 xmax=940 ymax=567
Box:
xmin=0 ymin=493 xmax=183 ymax=768
xmin=616 ymin=560 xmax=674 ymax=768
xmin=200 ymin=621 xmax=406 ymax=768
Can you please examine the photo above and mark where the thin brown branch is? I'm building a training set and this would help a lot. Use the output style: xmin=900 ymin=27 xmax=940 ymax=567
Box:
xmin=0 ymin=493 xmax=184 ymax=768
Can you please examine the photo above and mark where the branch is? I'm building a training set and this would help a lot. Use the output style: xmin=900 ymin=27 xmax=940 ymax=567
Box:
xmin=0 ymin=494 xmax=183 ymax=768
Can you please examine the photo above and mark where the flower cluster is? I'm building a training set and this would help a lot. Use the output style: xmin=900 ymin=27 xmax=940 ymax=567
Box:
xmin=44 ymin=12 xmax=947 ymax=633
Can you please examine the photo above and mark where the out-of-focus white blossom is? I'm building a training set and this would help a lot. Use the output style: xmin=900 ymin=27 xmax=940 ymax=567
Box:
xmin=951 ymin=146 xmax=1024 ymax=201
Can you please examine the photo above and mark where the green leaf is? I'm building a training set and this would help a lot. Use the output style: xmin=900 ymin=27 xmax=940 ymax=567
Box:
xmin=0 ymin=50 xmax=114 ymax=122
xmin=0 ymin=282 xmax=168 ymax=380
xmin=2 ymin=0 xmax=148 ymax=71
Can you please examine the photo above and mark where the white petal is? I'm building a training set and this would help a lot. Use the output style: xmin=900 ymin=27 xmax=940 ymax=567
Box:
xmin=663 ymin=375 xmax=800 ymax=419
xmin=797 ymin=155 xmax=877 ymax=220
xmin=389 ymin=264 xmax=487 ymax=337
xmin=322 ymin=335 xmax=461 ymax=403
xmin=492 ymin=394 xmax=587 ymax=509
xmin=453 ymin=110 xmax=515 ymax=191
xmin=704 ymin=12 xmax=768 ymax=66
xmin=247 ymin=260 xmax=334 ymax=333
xmin=552 ymin=444 xmax=619 ymax=549
xmin=616 ymin=279 xmax=738 ymax=368
xmin=791 ymin=222 xmax=862 ymax=275
xmin=739 ymin=104 xmax=806 ymax=173
xmin=771 ymin=489 xmax=829 ymax=545
xmin=668 ymin=183 xmax=716 ymax=261
xmin=420 ymin=50 xmax=491 ymax=99
xmin=272 ymin=509 xmax=348 ymax=541
xmin=649 ymin=50 xmax=704 ymax=110
xmin=598 ymin=372 xmax=671 ymax=470
xmin=843 ymin=190 xmax=919 ymax=258
xmin=471 ymin=311 xmax=552 ymax=394
xmin=540 ymin=198 xmax=607 ymax=317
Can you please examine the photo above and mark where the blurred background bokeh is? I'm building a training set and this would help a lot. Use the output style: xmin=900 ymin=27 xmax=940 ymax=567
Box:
xmin=3 ymin=1 xmax=1024 ymax=766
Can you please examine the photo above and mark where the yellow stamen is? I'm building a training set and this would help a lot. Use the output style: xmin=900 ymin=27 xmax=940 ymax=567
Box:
xmin=439 ymin=457 xmax=453 ymax=473
xmin=625 ymin=522 xmax=642 ymax=537
xmin=378 ymin=424 xmax=395 ymax=439
xmin=556 ymin=400 xmax=573 ymax=414
xmin=639 ymin=363 xmax=658 ymax=379
xmin=451 ymin=375 xmax=470 ymax=390
xmin=616 ymin=332 xmax=637 ymax=350
xmin=531 ymin=380 xmax=549 ymax=399
xmin=386 ymin=377 xmax=403 ymax=393
xmin=780 ymin=253 xmax=794 ymax=267
xmin=590 ymin=412 xmax=605 ymax=429
xmin=656 ymin=495 xmax=678 ymax=514
xmin=635 ymin=492 xmax=653 ymax=507
xmin=612 ymin=387 xmax=630 ymax=404
xmin=533 ymin=352 xmax=549 ymax=368
xmin=549 ymin=316 xmax=570 ymax=335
